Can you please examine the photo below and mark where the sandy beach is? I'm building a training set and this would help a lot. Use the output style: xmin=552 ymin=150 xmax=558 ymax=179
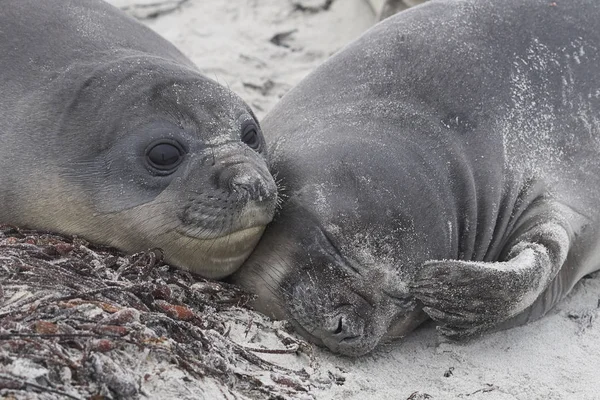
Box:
xmin=3 ymin=1 xmax=597 ymax=399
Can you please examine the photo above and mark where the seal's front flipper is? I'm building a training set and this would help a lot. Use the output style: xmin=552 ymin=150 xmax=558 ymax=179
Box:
xmin=409 ymin=202 xmax=583 ymax=339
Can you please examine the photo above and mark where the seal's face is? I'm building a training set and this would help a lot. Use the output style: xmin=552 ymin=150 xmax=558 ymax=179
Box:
xmin=232 ymin=167 xmax=433 ymax=356
xmin=233 ymin=202 xmax=428 ymax=356
xmin=47 ymin=58 xmax=278 ymax=278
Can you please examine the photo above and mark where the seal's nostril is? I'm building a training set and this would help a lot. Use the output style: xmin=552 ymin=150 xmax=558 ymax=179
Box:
xmin=231 ymin=177 xmax=262 ymax=200
xmin=329 ymin=316 xmax=362 ymax=341
xmin=334 ymin=317 xmax=343 ymax=334
xmin=226 ymin=172 xmax=251 ymax=193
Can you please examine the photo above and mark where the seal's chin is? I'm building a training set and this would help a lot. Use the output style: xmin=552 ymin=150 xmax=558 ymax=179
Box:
xmin=164 ymin=225 xmax=267 ymax=279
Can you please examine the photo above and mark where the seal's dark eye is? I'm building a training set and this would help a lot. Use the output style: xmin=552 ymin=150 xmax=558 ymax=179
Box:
xmin=146 ymin=140 xmax=184 ymax=173
xmin=241 ymin=121 xmax=261 ymax=151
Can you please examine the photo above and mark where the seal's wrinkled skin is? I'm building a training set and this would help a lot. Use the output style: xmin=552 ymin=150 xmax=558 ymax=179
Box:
xmin=0 ymin=0 xmax=277 ymax=279
xmin=233 ymin=0 xmax=600 ymax=356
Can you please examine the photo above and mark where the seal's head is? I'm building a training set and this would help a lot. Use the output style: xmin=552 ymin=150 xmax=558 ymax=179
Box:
xmin=233 ymin=210 xmax=429 ymax=356
xmin=6 ymin=57 xmax=278 ymax=278
xmin=231 ymin=124 xmax=446 ymax=356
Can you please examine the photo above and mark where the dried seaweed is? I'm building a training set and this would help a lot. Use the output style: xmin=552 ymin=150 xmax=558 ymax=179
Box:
xmin=0 ymin=225 xmax=329 ymax=399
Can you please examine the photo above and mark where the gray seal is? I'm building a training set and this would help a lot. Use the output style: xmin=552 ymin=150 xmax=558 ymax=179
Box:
xmin=0 ymin=0 xmax=277 ymax=279
xmin=232 ymin=0 xmax=600 ymax=356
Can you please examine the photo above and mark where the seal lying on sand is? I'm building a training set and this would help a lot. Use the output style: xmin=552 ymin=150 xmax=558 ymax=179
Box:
xmin=232 ymin=0 xmax=600 ymax=356
xmin=0 ymin=0 xmax=278 ymax=279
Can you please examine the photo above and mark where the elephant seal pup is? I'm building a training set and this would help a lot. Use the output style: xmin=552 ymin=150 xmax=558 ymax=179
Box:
xmin=0 ymin=0 xmax=277 ymax=279
xmin=232 ymin=0 xmax=600 ymax=356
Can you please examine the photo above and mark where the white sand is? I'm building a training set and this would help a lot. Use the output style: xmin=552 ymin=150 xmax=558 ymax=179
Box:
xmin=108 ymin=1 xmax=600 ymax=399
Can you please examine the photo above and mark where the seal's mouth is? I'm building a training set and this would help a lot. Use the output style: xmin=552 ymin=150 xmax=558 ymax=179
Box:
xmin=285 ymin=315 xmax=326 ymax=347
xmin=176 ymin=224 xmax=267 ymax=242
xmin=176 ymin=199 xmax=276 ymax=241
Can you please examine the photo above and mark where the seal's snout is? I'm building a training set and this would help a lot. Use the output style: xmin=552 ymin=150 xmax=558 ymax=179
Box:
xmin=287 ymin=280 xmax=381 ymax=357
xmin=229 ymin=173 xmax=272 ymax=202
xmin=216 ymin=161 xmax=276 ymax=203
xmin=178 ymin=154 xmax=277 ymax=241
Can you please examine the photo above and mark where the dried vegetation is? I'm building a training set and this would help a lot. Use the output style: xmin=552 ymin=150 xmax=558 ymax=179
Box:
xmin=0 ymin=226 xmax=331 ymax=399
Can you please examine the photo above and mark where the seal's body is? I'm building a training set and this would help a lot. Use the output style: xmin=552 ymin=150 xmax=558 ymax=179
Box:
xmin=0 ymin=0 xmax=277 ymax=278
xmin=233 ymin=0 xmax=600 ymax=356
